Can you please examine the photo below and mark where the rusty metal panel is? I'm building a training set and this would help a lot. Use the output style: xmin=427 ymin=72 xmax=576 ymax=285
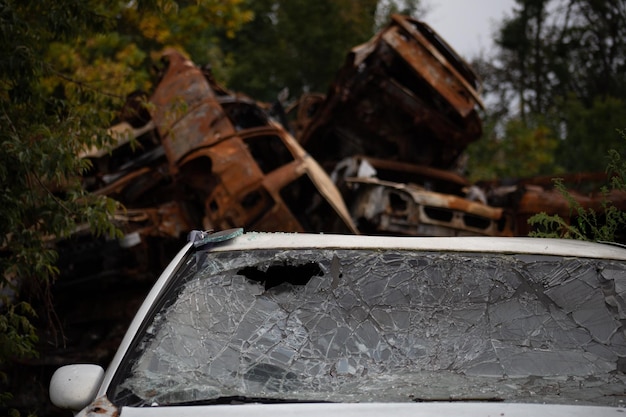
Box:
xmin=382 ymin=24 xmax=478 ymax=118
xmin=357 ymin=156 xmax=470 ymax=189
xmin=149 ymin=51 xmax=236 ymax=168
xmin=295 ymin=15 xmax=483 ymax=172
xmin=378 ymin=76 xmax=482 ymax=150
xmin=78 ymin=396 xmax=120 ymax=417
xmin=482 ymin=174 xmax=626 ymax=237
xmin=383 ymin=28 xmax=475 ymax=117
xmin=178 ymin=142 xmax=289 ymax=232
xmin=178 ymin=124 xmax=358 ymax=234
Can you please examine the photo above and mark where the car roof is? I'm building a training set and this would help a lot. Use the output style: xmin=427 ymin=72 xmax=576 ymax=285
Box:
xmin=205 ymin=231 xmax=626 ymax=261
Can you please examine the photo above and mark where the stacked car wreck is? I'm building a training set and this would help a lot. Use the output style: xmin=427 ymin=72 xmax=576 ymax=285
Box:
xmin=81 ymin=14 xmax=513 ymax=251
xmin=292 ymin=14 xmax=626 ymax=239
xmin=68 ymin=50 xmax=360 ymax=288
xmin=294 ymin=15 xmax=510 ymax=237
xmin=84 ymin=51 xmax=357 ymax=238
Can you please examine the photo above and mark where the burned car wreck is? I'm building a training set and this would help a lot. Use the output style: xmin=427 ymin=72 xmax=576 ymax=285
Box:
xmin=77 ymin=14 xmax=510 ymax=256
xmin=291 ymin=15 xmax=511 ymax=237
xmin=291 ymin=14 xmax=626 ymax=239
xmin=84 ymin=51 xmax=357 ymax=238
xmin=297 ymin=15 xmax=484 ymax=170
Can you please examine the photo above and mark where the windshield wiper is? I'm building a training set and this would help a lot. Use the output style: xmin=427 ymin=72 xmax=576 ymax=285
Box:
xmin=412 ymin=396 xmax=503 ymax=403
xmin=169 ymin=395 xmax=333 ymax=406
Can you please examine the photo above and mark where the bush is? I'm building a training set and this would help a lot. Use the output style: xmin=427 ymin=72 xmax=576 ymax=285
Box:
xmin=528 ymin=129 xmax=626 ymax=242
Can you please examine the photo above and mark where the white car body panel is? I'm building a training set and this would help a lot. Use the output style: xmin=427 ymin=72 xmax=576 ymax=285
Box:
xmin=117 ymin=402 xmax=621 ymax=417
xmin=52 ymin=232 xmax=626 ymax=416
xmin=208 ymin=233 xmax=626 ymax=260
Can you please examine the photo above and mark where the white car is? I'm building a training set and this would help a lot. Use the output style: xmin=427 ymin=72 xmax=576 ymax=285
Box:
xmin=50 ymin=229 xmax=626 ymax=416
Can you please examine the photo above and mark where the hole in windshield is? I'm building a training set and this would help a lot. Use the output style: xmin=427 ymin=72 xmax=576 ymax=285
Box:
xmin=237 ymin=262 xmax=323 ymax=290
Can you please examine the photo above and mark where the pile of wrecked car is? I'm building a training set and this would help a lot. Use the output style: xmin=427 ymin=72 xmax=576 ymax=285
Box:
xmin=78 ymin=14 xmax=626 ymax=255
xmin=78 ymin=15 xmax=505 ymax=255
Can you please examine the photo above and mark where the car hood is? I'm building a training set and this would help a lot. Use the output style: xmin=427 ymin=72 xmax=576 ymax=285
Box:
xmin=79 ymin=398 xmax=621 ymax=417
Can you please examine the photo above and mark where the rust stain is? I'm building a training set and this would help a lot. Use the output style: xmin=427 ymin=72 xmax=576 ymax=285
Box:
xmin=77 ymin=396 xmax=119 ymax=417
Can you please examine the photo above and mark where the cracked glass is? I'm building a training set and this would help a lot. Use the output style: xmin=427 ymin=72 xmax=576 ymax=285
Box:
xmin=109 ymin=248 xmax=626 ymax=407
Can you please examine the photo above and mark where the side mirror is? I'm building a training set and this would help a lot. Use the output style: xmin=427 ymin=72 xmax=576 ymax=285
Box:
xmin=49 ymin=364 xmax=104 ymax=411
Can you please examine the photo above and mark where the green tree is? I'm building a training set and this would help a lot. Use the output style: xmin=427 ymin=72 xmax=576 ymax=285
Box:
xmin=556 ymin=95 xmax=626 ymax=173
xmin=528 ymin=129 xmax=626 ymax=242
xmin=494 ymin=0 xmax=550 ymax=119
xmin=221 ymin=0 xmax=425 ymax=102
xmin=374 ymin=0 xmax=429 ymax=29
xmin=0 ymin=0 xmax=251 ymax=412
xmin=470 ymin=0 xmax=626 ymax=179
xmin=222 ymin=0 xmax=376 ymax=101
xmin=487 ymin=0 xmax=626 ymax=117
xmin=1 ymin=1 xmax=122 ymax=410
xmin=41 ymin=0 xmax=253 ymax=109
xmin=466 ymin=115 xmax=561 ymax=181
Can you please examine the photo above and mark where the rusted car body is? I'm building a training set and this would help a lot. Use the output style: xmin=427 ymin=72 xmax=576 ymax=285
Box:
xmin=297 ymin=14 xmax=483 ymax=172
xmin=347 ymin=178 xmax=509 ymax=237
xmin=152 ymin=51 xmax=357 ymax=235
xmin=330 ymin=156 xmax=511 ymax=237
xmin=82 ymin=51 xmax=357 ymax=246
xmin=482 ymin=174 xmax=626 ymax=238
xmin=290 ymin=15 xmax=625 ymax=239
xmin=291 ymin=14 xmax=506 ymax=237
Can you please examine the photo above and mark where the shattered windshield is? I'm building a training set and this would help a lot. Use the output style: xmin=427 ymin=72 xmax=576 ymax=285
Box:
xmin=110 ymin=248 xmax=626 ymax=407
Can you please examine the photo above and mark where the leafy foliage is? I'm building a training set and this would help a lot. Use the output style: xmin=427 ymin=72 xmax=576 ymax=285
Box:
xmin=0 ymin=1 xmax=116 ymax=411
xmin=466 ymin=116 xmax=561 ymax=181
xmin=221 ymin=0 xmax=374 ymax=101
xmin=487 ymin=0 xmax=626 ymax=118
xmin=555 ymin=95 xmax=626 ymax=173
xmin=0 ymin=0 xmax=252 ymax=412
xmin=528 ymin=130 xmax=626 ymax=242
xmin=222 ymin=0 xmax=425 ymax=102
xmin=470 ymin=0 xmax=626 ymax=180
xmin=39 ymin=0 xmax=253 ymax=111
